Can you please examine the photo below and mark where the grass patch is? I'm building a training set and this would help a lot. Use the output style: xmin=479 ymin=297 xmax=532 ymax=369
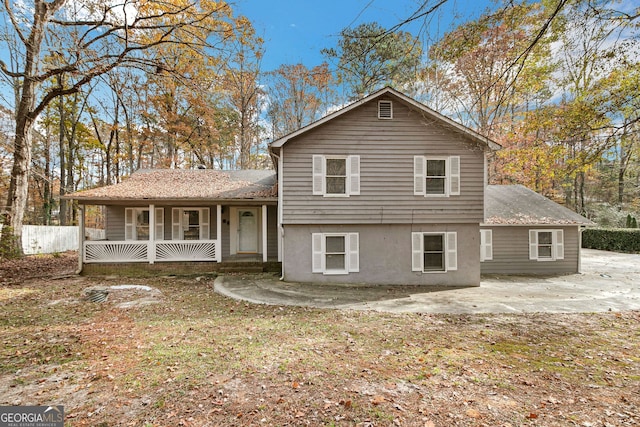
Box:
xmin=1 ymin=275 xmax=639 ymax=426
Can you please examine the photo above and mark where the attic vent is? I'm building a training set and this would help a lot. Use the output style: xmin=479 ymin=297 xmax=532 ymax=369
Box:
xmin=378 ymin=100 xmax=393 ymax=119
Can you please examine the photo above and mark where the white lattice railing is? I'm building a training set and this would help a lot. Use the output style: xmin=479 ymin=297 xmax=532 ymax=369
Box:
xmin=84 ymin=241 xmax=149 ymax=263
xmin=84 ymin=240 xmax=218 ymax=263
xmin=156 ymin=240 xmax=217 ymax=262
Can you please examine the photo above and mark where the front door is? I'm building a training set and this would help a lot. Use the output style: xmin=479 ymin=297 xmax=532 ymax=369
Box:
xmin=238 ymin=209 xmax=258 ymax=253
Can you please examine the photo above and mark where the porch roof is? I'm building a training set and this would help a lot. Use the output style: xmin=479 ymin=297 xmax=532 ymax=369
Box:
xmin=484 ymin=185 xmax=595 ymax=226
xmin=67 ymin=169 xmax=277 ymax=204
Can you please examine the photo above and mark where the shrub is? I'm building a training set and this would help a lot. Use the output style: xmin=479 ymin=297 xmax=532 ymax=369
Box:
xmin=582 ymin=228 xmax=640 ymax=253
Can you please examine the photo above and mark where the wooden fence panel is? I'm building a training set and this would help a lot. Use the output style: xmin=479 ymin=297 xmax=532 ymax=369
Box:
xmin=0 ymin=225 xmax=105 ymax=254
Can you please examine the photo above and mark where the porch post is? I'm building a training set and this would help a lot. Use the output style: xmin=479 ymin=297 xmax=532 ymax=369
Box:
xmin=77 ymin=206 xmax=85 ymax=272
xmin=148 ymin=204 xmax=155 ymax=264
xmin=216 ymin=204 xmax=222 ymax=262
xmin=262 ymin=204 xmax=268 ymax=262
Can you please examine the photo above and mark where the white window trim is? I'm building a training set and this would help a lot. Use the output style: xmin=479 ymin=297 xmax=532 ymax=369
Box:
xmin=529 ymin=229 xmax=564 ymax=261
xmin=171 ymin=207 xmax=210 ymax=240
xmin=480 ymin=229 xmax=493 ymax=262
xmin=312 ymin=155 xmax=360 ymax=197
xmin=312 ymin=232 xmax=359 ymax=275
xmin=413 ymin=155 xmax=460 ymax=197
xmin=411 ymin=231 xmax=457 ymax=273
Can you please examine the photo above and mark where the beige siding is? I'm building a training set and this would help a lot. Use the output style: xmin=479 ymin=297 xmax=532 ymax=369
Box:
xmin=480 ymin=226 xmax=580 ymax=274
xmin=281 ymin=96 xmax=486 ymax=224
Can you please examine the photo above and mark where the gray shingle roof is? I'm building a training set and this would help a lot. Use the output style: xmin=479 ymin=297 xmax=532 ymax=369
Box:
xmin=67 ymin=169 xmax=277 ymax=203
xmin=485 ymin=185 xmax=594 ymax=225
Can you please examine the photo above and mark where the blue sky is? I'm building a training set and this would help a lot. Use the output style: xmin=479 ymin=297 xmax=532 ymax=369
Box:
xmin=235 ymin=0 xmax=491 ymax=72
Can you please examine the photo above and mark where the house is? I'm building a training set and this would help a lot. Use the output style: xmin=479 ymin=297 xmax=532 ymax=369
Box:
xmin=67 ymin=87 xmax=593 ymax=284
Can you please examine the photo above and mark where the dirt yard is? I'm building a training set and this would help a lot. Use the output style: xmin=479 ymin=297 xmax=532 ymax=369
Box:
xmin=1 ymin=253 xmax=639 ymax=426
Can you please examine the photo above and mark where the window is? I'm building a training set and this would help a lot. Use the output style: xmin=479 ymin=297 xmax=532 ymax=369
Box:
xmin=312 ymin=233 xmax=359 ymax=275
xmin=480 ymin=229 xmax=493 ymax=261
xmin=378 ymin=100 xmax=393 ymax=119
xmin=425 ymin=159 xmax=446 ymax=195
xmin=529 ymin=229 xmax=564 ymax=261
xmin=411 ymin=232 xmax=457 ymax=273
xmin=125 ymin=207 xmax=164 ymax=241
xmin=312 ymin=155 xmax=360 ymax=197
xmin=423 ymin=234 xmax=445 ymax=271
xmin=326 ymin=158 xmax=347 ymax=194
xmin=172 ymin=208 xmax=210 ymax=240
xmin=325 ymin=235 xmax=346 ymax=270
xmin=414 ymin=156 xmax=460 ymax=196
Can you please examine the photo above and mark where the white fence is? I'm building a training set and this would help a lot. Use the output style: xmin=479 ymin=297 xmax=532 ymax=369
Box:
xmin=0 ymin=225 xmax=105 ymax=255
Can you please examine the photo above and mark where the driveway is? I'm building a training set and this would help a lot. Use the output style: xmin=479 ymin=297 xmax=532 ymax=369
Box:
xmin=214 ymin=249 xmax=640 ymax=314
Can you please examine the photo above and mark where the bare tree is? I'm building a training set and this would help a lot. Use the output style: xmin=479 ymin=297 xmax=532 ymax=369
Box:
xmin=0 ymin=0 xmax=234 ymax=257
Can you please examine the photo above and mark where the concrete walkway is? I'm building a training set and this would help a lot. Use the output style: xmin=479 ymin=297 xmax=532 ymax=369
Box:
xmin=214 ymin=249 xmax=640 ymax=314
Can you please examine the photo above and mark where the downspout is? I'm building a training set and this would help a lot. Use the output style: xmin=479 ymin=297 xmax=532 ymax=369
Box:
xmin=271 ymin=148 xmax=285 ymax=280
xmin=578 ymin=226 xmax=583 ymax=274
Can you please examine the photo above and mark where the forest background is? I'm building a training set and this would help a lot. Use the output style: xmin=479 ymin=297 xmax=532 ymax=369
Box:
xmin=0 ymin=0 xmax=638 ymax=256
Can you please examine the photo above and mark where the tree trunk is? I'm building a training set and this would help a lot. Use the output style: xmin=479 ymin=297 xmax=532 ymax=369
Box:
xmin=1 ymin=94 xmax=36 ymax=257
xmin=43 ymin=127 xmax=52 ymax=225
xmin=58 ymin=83 xmax=68 ymax=225
xmin=0 ymin=0 xmax=58 ymax=257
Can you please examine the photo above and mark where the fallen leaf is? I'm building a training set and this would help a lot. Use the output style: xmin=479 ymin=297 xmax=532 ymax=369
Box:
xmin=340 ymin=399 xmax=352 ymax=409
xmin=526 ymin=413 xmax=539 ymax=419
xmin=371 ymin=395 xmax=385 ymax=405
xmin=466 ymin=408 xmax=482 ymax=419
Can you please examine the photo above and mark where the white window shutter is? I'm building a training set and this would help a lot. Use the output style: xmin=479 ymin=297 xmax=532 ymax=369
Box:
xmin=155 ymin=208 xmax=164 ymax=241
xmin=446 ymin=232 xmax=458 ymax=271
xmin=312 ymin=233 xmax=324 ymax=273
xmin=449 ymin=156 xmax=460 ymax=195
xmin=414 ymin=156 xmax=425 ymax=195
xmin=125 ymin=208 xmax=134 ymax=240
xmin=529 ymin=230 xmax=538 ymax=260
xmin=172 ymin=208 xmax=182 ymax=240
xmin=348 ymin=155 xmax=360 ymax=195
xmin=555 ymin=230 xmax=564 ymax=260
xmin=480 ymin=229 xmax=492 ymax=261
xmin=411 ymin=232 xmax=423 ymax=272
xmin=201 ymin=208 xmax=210 ymax=239
xmin=348 ymin=233 xmax=359 ymax=272
xmin=312 ymin=155 xmax=325 ymax=195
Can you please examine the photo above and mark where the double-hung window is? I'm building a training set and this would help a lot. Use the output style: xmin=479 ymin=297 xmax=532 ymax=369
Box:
xmin=125 ymin=207 xmax=164 ymax=241
xmin=414 ymin=156 xmax=460 ymax=196
xmin=529 ymin=229 xmax=564 ymax=261
xmin=411 ymin=232 xmax=457 ymax=273
xmin=312 ymin=233 xmax=359 ymax=275
xmin=172 ymin=208 xmax=210 ymax=240
xmin=312 ymin=155 xmax=360 ymax=197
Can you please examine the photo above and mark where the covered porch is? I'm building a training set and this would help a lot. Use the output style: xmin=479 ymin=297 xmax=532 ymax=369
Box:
xmin=78 ymin=203 xmax=277 ymax=265
xmin=66 ymin=169 xmax=279 ymax=273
